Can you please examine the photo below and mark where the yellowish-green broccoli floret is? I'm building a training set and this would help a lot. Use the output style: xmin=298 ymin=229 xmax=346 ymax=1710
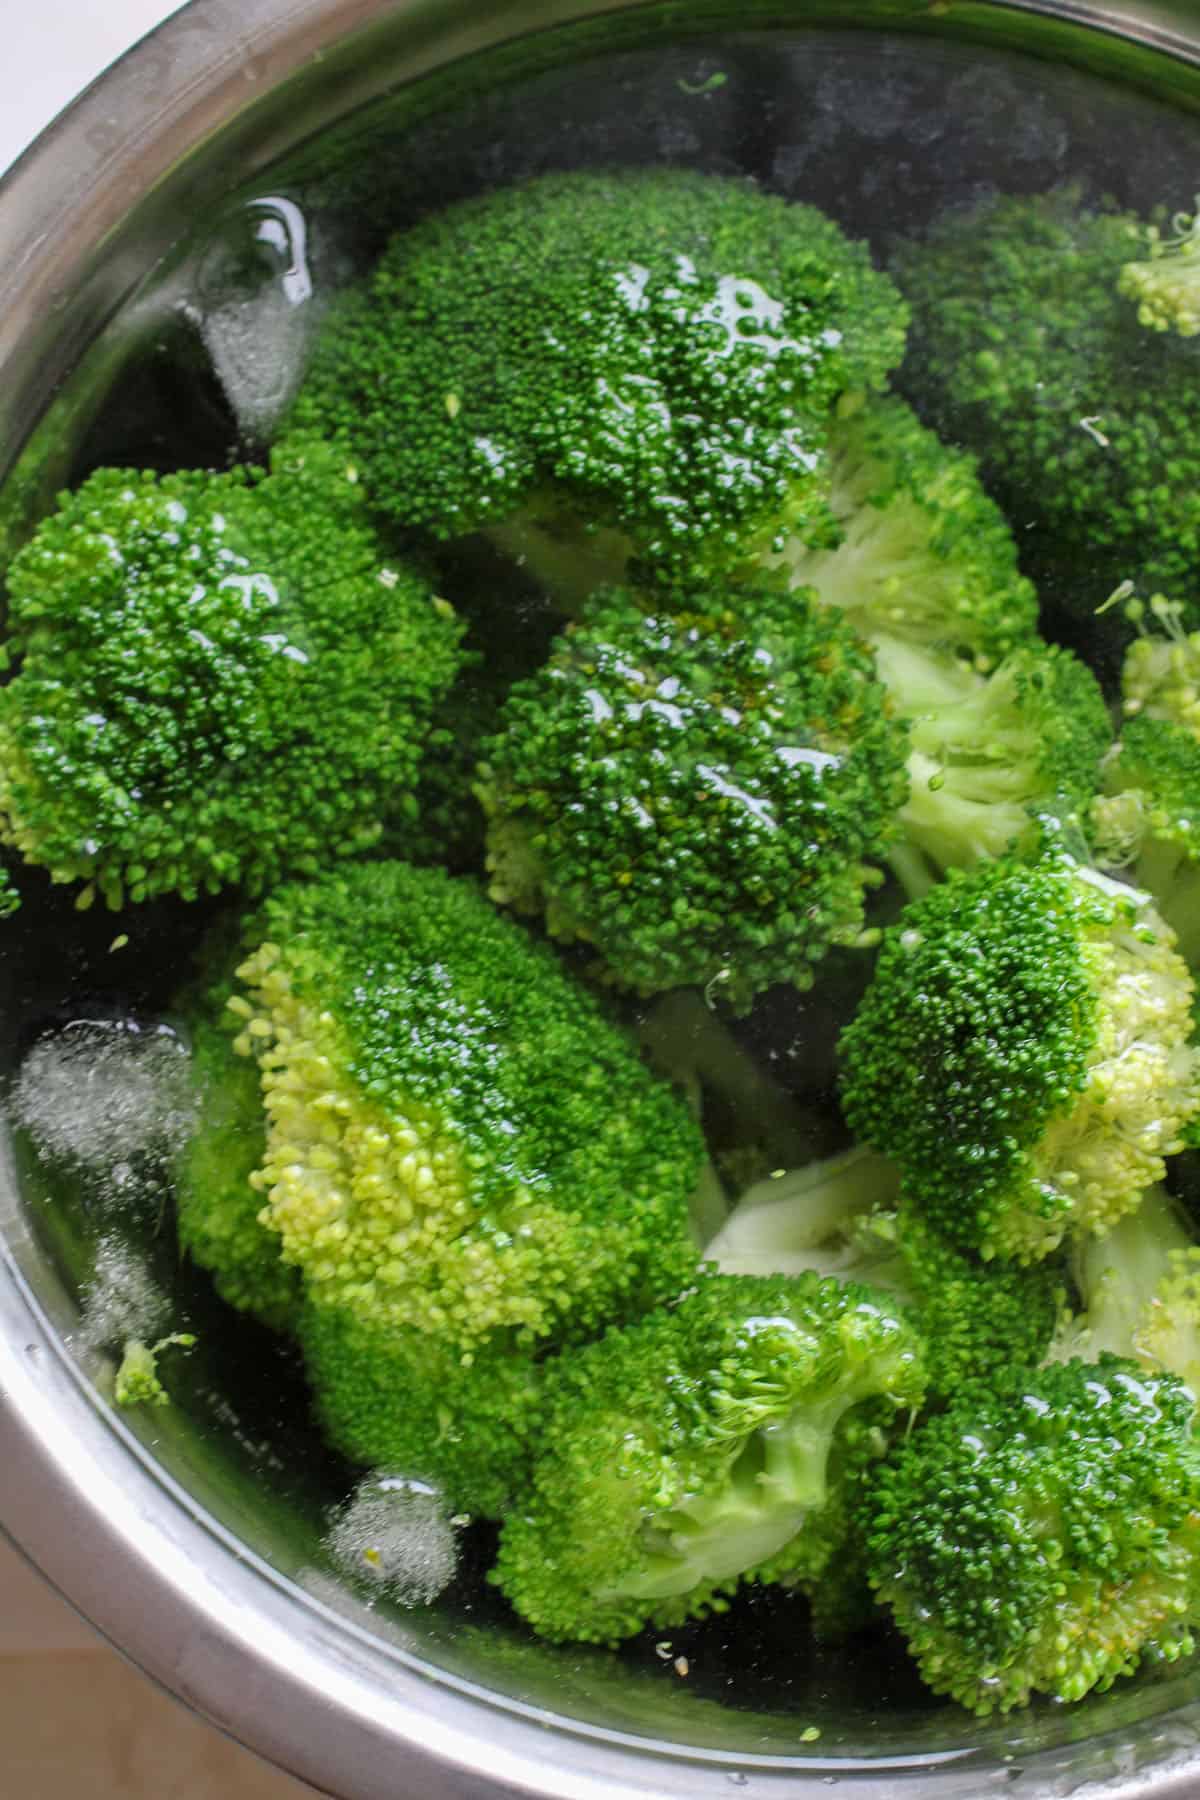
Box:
xmin=1118 ymin=200 xmax=1200 ymax=339
xmin=490 ymin=1271 xmax=925 ymax=1646
xmin=476 ymin=584 xmax=910 ymax=1010
xmin=0 ymin=435 xmax=463 ymax=908
xmin=291 ymin=167 xmax=907 ymax=592
xmin=840 ymin=856 xmax=1200 ymax=1262
xmin=219 ymin=860 xmax=703 ymax=1348
xmin=114 ymin=1332 xmax=197 ymax=1408
xmin=865 ymin=1357 xmax=1200 ymax=1714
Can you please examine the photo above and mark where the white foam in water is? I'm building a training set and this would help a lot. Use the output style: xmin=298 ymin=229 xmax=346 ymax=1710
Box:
xmin=76 ymin=1236 xmax=168 ymax=1353
xmin=9 ymin=1019 xmax=196 ymax=1204
xmin=188 ymin=195 xmax=322 ymax=441
xmin=325 ymin=1474 xmax=461 ymax=1608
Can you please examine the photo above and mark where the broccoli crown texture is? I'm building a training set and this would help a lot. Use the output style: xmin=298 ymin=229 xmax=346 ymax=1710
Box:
xmin=292 ymin=167 xmax=908 ymax=582
xmin=0 ymin=437 xmax=463 ymax=907
xmin=1093 ymin=716 xmax=1200 ymax=967
xmin=766 ymin=395 xmax=1039 ymax=667
xmin=707 ymin=1147 xmax=1064 ymax=1396
xmin=224 ymin=860 xmax=703 ymax=1348
xmin=839 ymin=857 xmax=1200 ymax=1262
xmin=490 ymin=1271 xmax=925 ymax=1645
xmin=299 ymin=1301 xmax=543 ymax=1519
xmin=1118 ymin=208 xmax=1200 ymax=339
xmin=175 ymin=1005 xmax=302 ymax=1335
xmin=1121 ymin=599 xmax=1200 ymax=736
xmin=866 ymin=1356 xmax=1200 ymax=1714
xmin=477 ymin=584 xmax=910 ymax=1008
xmin=892 ymin=187 xmax=1200 ymax=611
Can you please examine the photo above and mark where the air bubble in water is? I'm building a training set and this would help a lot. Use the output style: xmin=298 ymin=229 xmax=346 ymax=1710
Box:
xmin=77 ymin=1237 xmax=168 ymax=1353
xmin=325 ymin=1473 xmax=461 ymax=1608
xmin=190 ymin=195 xmax=320 ymax=441
xmin=9 ymin=1019 xmax=195 ymax=1213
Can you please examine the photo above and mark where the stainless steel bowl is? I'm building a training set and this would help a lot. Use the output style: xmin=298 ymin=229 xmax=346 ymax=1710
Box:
xmin=7 ymin=3 xmax=1200 ymax=1794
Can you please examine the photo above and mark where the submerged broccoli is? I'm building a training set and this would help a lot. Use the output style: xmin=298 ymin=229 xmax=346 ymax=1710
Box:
xmin=871 ymin=632 xmax=1111 ymax=898
xmin=706 ymin=1147 xmax=1065 ymax=1396
xmin=1093 ymin=716 xmax=1200 ymax=968
xmin=1118 ymin=201 xmax=1200 ymax=339
xmin=476 ymin=584 xmax=910 ymax=1008
xmin=113 ymin=1332 xmax=197 ymax=1408
xmin=176 ymin=860 xmax=704 ymax=1508
xmin=291 ymin=167 xmax=907 ymax=592
xmin=490 ymin=1271 xmax=925 ymax=1645
xmin=765 ymin=394 xmax=1039 ymax=668
xmin=1047 ymin=1185 xmax=1200 ymax=1391
xmin=840 ymin=856 xmax=1200 ymax=1262
xmin=892 ymin=187 xmax=1200 ymax=614
xmin=0 ymin=436 xmax=463 ymax=908
xmin=865 ymin=1357 xmax=1200 ymax=1713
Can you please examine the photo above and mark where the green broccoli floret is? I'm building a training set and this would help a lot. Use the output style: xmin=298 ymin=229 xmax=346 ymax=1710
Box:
xmin=865 ymin=1356 xmax=1200 ymax=1713
xmin=490 ymin=1271 xmax=925 ymax=1646
xmin=1118 ymin=200 xmax=1200 ymax=338
xmin=0 ymin=435 xmax=463 ymax=907
xmin=291 ymin=167 xmax=907 ymax=592
xmin=840 ymin=856 xmax=1200 ymax=1262
xmin=1047 ymin=1185 xmax=1200 ymax=1391
xmin=1120 ymin=595 xmax=1200 ymax=734
xmin=219 ymin=859 xmax=702 ymax=1346
xmin=174 ymin=1007 xmax=302 ymax=1335
xmin=299 ymin=1302 xmax=543 ymax=1519
xmin=870 ymin=631 xmax=1112 ymax=898
xmin=1093 ymin=715 xmax=1200 ymax=967
xmin=706 ymin=1147 xmax=1064 ymax=1396
xmin=114 ymin=1332 xmax=197 ymax=1408
xmin=476 ymin=584 xmax=910 ymax=1009
xmin=764 ymin=394 xmax=1039 ymax=668
xmin=892 ymin=187 xmax=1200 ymax=613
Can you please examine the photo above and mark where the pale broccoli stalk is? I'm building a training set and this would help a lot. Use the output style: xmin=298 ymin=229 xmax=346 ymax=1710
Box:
xmin=1118 ymin=200 xmax=1200 ymax=338
xmin=1047 ymin=1185 xmax=1200 ymax=1391
xmin=705 ymin=1146 xmax=901 ymax=1280
xmin=114 ymin=1333 xmax=197 ymax=1408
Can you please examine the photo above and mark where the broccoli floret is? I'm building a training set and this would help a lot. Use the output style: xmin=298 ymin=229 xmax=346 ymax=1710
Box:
xmin=1118 ymin=201 xmax=1200 ymax=338
xmin=0 ymin=435 xmax=463 ymax=907
xmin=765 ymin=395 xmax=1039 ymax=668
xmin=490 ymin=1272 xmax=925 ymax=1646
xmin=1120 ymin=595 xmax=1200 ymax=735
xmin=299 ymin=1302 xmax=543 ymax=1519
xmin=476 ymin=584 xmax=910 ymax=1009
xmin=840 ymin=857 xmax=1200 ymax=1262
xmin=218 ymin=860 xmax=702 ymax=1347
xmin=892 ymin=187 xmax=1200 ymax=613
xmin=865 ymin=1356 xmax=1200 ymax=1713
xmin=1093 ymin=715 xmax=1200 ymax=967
xmin=707 ymin=1147 xmax=1064 ymax=1396
xmin=114 ymin=1332 xmax=197 ymax=1408
xmin=174 ymin=1006 xmax=302 ymax=1335
xmin=1047 ymin=1185 xmax=1200 ymax=1391
xmin=291 ymin=168 xmax=907 ymax=591
xmin=870 ymin=632 xmax=1112 ymax=897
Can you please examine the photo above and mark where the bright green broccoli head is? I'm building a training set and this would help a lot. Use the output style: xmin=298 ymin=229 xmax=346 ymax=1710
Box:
xmin=840 ymin=857 xmax=1200 ymax=1262
xmin=476 ymin=584 xmax=910 ymax=1009
xmin=765 ymin=395 xmax=1039 ymax=667
xmin=291 ymin=167 xmax=907 ymax=586
xmin=221 ymin=860 xmax=703 ymax=1349
xmin=490 ymin=1271 xmax=925 ymax=1646
xmin=866 ymin=1356 xmax=1200 ymax=1714
xmin=0 ymin=436 xmax=463 ymax=907
xmin=299 ymin=1300 xmax=543 ymax=1519
xmin=892 ymin=187 xmax=1200 ymax=612
xmin=706 ymin=1147 xmax=1064 ymax=1397
xmin=871 ymin=632 xmax=1112 ymax=893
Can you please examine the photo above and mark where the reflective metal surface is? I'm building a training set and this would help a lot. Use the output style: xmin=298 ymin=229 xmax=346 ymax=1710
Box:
xmin=7 ymin=3 xmax=1200 ymax=1795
